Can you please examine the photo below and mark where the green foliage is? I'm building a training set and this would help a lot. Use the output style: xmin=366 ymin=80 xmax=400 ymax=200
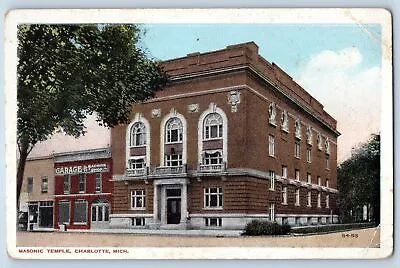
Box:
xmin=337 ymin=134 xmax=380 ymax=224
xmin=242 ymin=220 xmax=291 ymax=236
xmin=291 ymin=222 xmax=376 ymax=234
xmin=16 ymin=24 xmax=168 ymax=203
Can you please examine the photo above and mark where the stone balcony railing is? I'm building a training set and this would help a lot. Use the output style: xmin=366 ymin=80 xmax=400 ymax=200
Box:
xmin=126 ymin=167 xmax=147 ymax=177
xmin=198 ymin=162 xmax=227 ymax=172
xmin=155 ymin=164 xmax=187 ymax=175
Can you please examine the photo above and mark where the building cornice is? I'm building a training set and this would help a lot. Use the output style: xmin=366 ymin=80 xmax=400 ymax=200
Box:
xmin=54 ymin=147 xmax=111 ymax=163
xmin=164 ymin=65 xmax=340 ymax=136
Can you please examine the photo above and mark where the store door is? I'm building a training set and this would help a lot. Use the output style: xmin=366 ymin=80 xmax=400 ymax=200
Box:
xmin=91 ymin=201 xmax=110 ymax=229
xmin=39 ymin=201 xmax=53 ymax=228
xmin=166 ymin=188 xmax=181 ymax=224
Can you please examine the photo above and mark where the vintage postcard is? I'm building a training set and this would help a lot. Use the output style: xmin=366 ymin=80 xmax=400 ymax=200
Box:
xmin=5 ymin=8 xmax=393 ymax=259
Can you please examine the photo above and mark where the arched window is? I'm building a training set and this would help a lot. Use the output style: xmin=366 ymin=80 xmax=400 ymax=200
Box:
xmin=130 ymin=122 xmax=146 ymax=147
xmin=166 ymin=117 xmax=183 ymax=143
xmin=203 ymin=113 xmax=223 ymax=140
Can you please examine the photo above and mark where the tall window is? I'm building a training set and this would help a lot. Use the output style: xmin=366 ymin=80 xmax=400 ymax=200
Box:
xmin=27 ymin=177 xmax=33 ymax=193
xmin=165 ymin=154 xmax=183 ymax=167
xmin=269 ymin=202 xmax=275 ymax=222
xmin=295 ymin=189 xmax=300 ymax=206
xmin=295 ymin=169 xmax=300 ymax=181
xmin=166 ymin=117 xmax=183 ymax=143
xmin=307 ymin=191 xmax=312 ymax=207
xmin=326 ymin=155 xmax=330 ymax=169
xmin=95 ymin=173 xmax=102 ymax=193
xmin=130 ymin=122 xmax=146 ymax=147
xmin=203 ymin=151 xmax=222 ymax=165
xmin=281 ymin=165 xmax=287 ymax=179
xmin=268 ymin=135 xmax=275 ymax=157
xmin=294 ymin=141 xmax=300 ymax=158
xmin=317 ymin=193 xmax=321 ymax=208
xmin=317 ymin=176 xmax=321 ymax=186
xmin=307 ymin=173 xmax=312 ymax=184
xmin=40 ymin=176 xmax=48 ymax=193
xmin=326 ymin=179 xmax=330 ymax=188
xmin=63 ymin=175 xmax=70 ymax=194
xmin=281 ymin=186 xmax=287 ymax=205
xmin=58 ymin=201 xmax=70 ymax=224
xmin=269 ymin=170 xmax=275 ymax=190
xmin=74 ymin=200 xmax=87 ymax=223
xmin=78 ymin=174 xmax=86 ymax=193
xmin=307 ymin=147 xmax=312 ymax=163
xmin=131 ymin=190 xmax=146 ymax=209
xmin=326 ymin=194 xmax=330 ymax=208
xmin=204 ymin=113 xmax=223 ymax=140
xmin=204 ymin=187 xmax=223 ymax=208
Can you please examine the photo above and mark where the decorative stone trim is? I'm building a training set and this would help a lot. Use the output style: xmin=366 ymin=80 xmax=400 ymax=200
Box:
xmin=227 ymin=90 xmax=241 ymax=112
xmin=188 ymin=103 xmax=199 ymax=113
xmin=268 ymin=102 xmax=277 ymax=126
xmin=151 ymin=108 xmax=161 ymax=118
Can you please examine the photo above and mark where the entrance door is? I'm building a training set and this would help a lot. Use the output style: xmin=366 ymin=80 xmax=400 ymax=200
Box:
xmin=39 ymin=207 xmax=53 ymax=228
xmin=91 ymin=201 xmax=110 ymax=229
xmin=167 ymin=198 xmax=181 ymax=224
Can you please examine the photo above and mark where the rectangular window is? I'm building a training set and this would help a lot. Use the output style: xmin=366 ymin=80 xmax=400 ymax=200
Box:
xmin=326 ymin=194 xmax=330 ymax=208
xmin=281 ymin=165 xmax=287 ymax=179
xmin=131 ymin=190 xmax=146 ymax=209
xmin=63 ymin=175 xmax=70 ymax=194
xmin=326 ymin=155 xmax=330 ymax=169
xmin=132 ymin=217 xmax=145 ymax=226
xmin=269 ymin=202 xmax=275 ymax=222
xmin=295 ymin=169 xmax=300 ymax=181
xmin=204 ymin=187 xmax=223 ymax=208
xmin=317 ymin=176 xmax=321 ymax=186
xmin=269 ymin=170 xmax=275 ymax=190
xmin=295 ymin=188 xmax=300 ymax=206
xmin=307 ymin=173 xmax=312 ymax=184
xmin=205 ymin=218 xmax=222 ymax=227
xmin=74 ymin=200 xmax=88 ymax=223
xmin=326 ymin=179 xmax=330 ymax=188
xmin=281 ymin=186 xmax=287 ymax=205
xmin=317 ymin=193 xmax=321 ymax=208
xmin=95 ymin=173 xmax=102 ymax=192
xmin=78 ymin=174 xmax=86 ymax=193
xmin=307 ymin=147 xmax=312 ymax=163
xmin=58 ymin=201 xmax=70 ymax=224
xmin=128 ymin=158 xmax=145 ymax=170
xmin=307 ymin=191 xmax=312 ymax=207
xmin=165 ymin=154 xmax=183 ymax=167
xmin=294 ymin=141 xmax=300 ymax=158
xmin=41 ymin=176 xmax=48 ymax=193
xmin=27 ymin=177 xmax=33 ymax=193
xmin=268 ymin=135 xmax=275 ymax=157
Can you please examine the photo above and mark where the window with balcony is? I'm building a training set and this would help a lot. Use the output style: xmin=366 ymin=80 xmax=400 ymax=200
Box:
xmin=204 ymin=187 xmax=223 ymax=209
xmin=166 ymin=117 xmax=183 ymax=143
xmin=204 ymin=113 xmax=223 ymax=140
xmin=165 ymin=154 xmax=183 ymax=167
xmin=127 ymin=158 xmax=146 ymax=176
xmin=307 ymin=173 xmax=312 ymax=184
xmin=130 ymin=122 xmax=146 ymax=147
xmin=203 ymin=150 xmax=222 ymax=165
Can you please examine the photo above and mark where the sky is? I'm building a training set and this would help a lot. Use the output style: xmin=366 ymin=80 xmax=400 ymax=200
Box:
xmin=29 ymin=23 xmax=382 ymax=163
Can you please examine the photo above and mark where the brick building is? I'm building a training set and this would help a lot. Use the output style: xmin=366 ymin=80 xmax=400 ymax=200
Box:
xmin=110 ymin=42 xmax=340 ymax=230
xmin=53 ymin=148 xmax=113 ymax=230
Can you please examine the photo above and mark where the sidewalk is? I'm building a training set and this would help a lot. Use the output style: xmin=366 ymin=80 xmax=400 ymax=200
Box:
xmin=66 ymin=228 xmax=243 ymax=237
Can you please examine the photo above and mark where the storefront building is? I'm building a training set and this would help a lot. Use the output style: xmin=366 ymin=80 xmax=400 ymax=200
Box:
xmin=20 ymin=156 xmax=55 ymax=231
xmin=110 ymin=42 xmax=340 ymax=230
xmin=53 ymin=148 xmax=113 ymax=230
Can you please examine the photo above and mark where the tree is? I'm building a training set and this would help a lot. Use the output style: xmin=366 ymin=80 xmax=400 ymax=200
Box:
xmin=337 ymin=134 xmax=380 ymax=224
xmin=17 ymin=24 xmax=168 ymax=207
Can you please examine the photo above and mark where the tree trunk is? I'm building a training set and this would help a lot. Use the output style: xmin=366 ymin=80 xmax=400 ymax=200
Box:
xmin=16 ymin=140 xmax=30 ymax=211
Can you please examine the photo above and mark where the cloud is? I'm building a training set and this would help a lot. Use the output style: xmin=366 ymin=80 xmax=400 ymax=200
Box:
xmin=296 ymin=47 xmax=381 ymax=162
